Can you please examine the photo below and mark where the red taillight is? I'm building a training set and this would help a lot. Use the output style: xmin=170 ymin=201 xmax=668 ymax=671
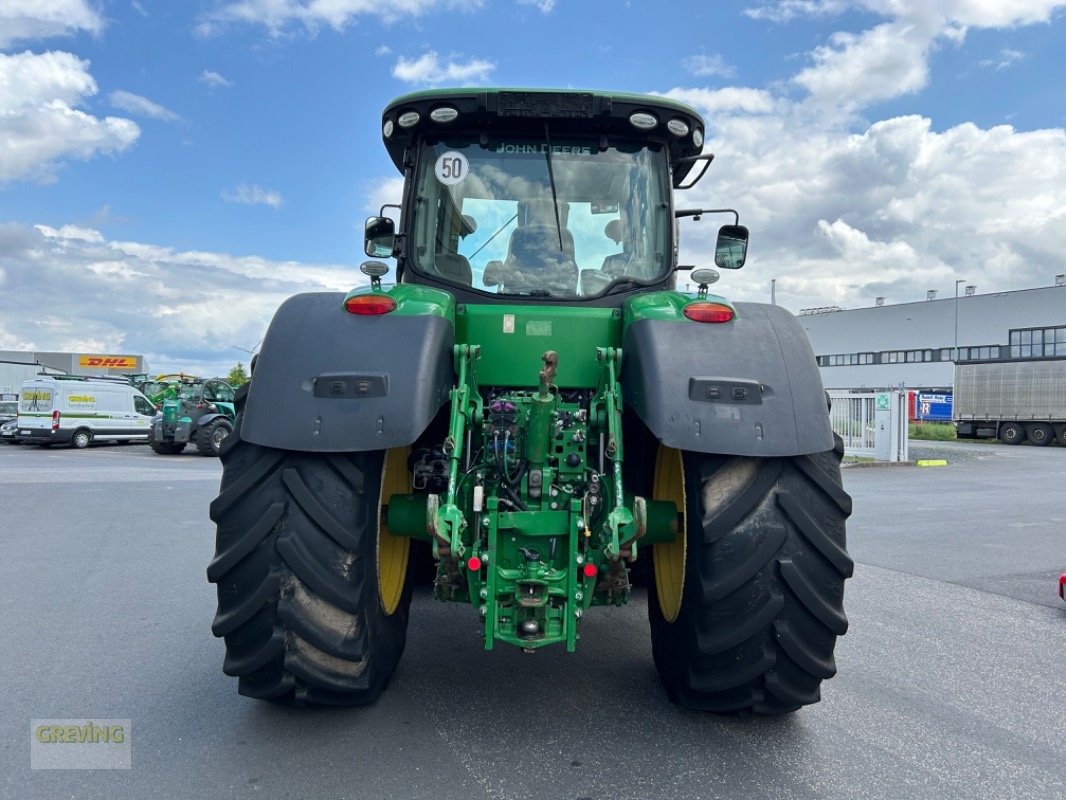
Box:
xmin=582 ymin=563 xmax=597 ymax=578
xmin=1059 ymin=573 xmax=1065 ymax=600
xmin=683 ymin=302 xmax=735 ymax=323
xmin=467 ymin=556 xmax=482 ymax=572
xmin=344 ymin=295 xmax=397 ymax=315
xmin=51 ymin=410 xmax=60 ymax=431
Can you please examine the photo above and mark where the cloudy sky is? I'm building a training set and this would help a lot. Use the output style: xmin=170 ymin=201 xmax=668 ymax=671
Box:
xmin=1 ymin=0 xmax=1064 ymax=375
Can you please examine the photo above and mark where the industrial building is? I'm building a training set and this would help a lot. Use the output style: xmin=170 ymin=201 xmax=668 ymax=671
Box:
xmin=0 ymin=351 xmax=147 ymax=396
xmin=798 ymin=280 xmax=1066 ymax=391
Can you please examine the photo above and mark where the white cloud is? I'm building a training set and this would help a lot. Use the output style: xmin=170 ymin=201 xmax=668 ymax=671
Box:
xmin=746 ymin=0 xmax=1065 ymax=26
xmin=392 ymin=51 xmax=495 ymax=85
xmin=197 ymin=0 xmax=485 ymax=36
xmin=222 ymin=184 xmax=283 ymax=209
xmin=374 ymin=45 xmax=392 ymax=57
xmin=0 ymin=0 xmax=103 ymax=48
xmin=0 ymin=51 xmax=140 ymax=184
xmin=0 ymin=223 xmax=363 ymax=374
xmin=199 ymin=69 xmax=233 ymax=88
xmin=792 ymin=20 xmax=935 ymax=110
xmin=36 ymin=223 xmax=104 ymax=242
xmin=518 ymin=0 xmax=556 ymax=12
xmin=980 ymin=48 xmax=1025 ymax=69
xmin=683 ymin=53 xmax=737 ymax=79
xmin=109 ymin=90 xmax=181 ymax=122
xmin=744 ymin=1 xmax=847 ymax=21
xmin=131 ymin=1 xmax=148 ymax=17
xmin=662 ymin=87 xmax=776 ymax=115
xmin=364 ymin=176 xmax=404 ymax=216
xmin=661 ymin=3 xmax=1066 ymax=311
xmin=668 ymin=101 xmax=1066 ymax=311
xmin=747 ymin=1 xmax=1066 ymax=111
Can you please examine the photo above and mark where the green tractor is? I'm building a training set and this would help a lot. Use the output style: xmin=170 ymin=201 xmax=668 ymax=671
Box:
xmin=208 ymin=89 xmax=853 ymax=713
xmin=149 ymin=377 xmax=236 ymax=456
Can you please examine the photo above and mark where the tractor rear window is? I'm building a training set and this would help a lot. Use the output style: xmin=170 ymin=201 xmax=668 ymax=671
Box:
xmin=410 ymin=138 xmax=670 ymax=298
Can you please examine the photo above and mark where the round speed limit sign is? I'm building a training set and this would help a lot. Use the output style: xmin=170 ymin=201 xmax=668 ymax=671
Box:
xmin=434 ymin=151 xmax=469 ymax=186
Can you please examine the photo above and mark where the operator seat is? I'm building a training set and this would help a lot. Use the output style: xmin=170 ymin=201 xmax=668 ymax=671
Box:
xmin=504 ymin=201 xmax=578 ymax=293
xmin=434 ymin=254 xmax=473 ymax=285
xmin=601 ymin=218 xmax=631 ymax=277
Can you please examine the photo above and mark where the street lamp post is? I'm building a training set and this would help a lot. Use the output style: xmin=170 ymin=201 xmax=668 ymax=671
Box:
xmin=954 ymin=279 xmax=966 ymax=361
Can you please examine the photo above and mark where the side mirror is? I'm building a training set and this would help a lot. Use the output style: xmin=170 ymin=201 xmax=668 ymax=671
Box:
xmin=364 ymin=216 xmax=395 ymax=258
xmin=714 ymin=224 xmax=749 ymax=269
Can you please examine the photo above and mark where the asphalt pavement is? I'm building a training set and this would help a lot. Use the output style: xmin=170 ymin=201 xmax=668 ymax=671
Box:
xmin=1 ymin=440 xmax=1063 ymax=800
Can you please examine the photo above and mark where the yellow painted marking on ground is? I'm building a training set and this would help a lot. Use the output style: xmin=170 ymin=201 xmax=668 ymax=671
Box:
xmin=916 ymin=459 xmax=948 ymax=467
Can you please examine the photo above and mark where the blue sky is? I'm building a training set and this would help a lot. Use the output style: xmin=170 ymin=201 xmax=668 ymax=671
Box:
xmin=1 ymin=0 xmax=1065 ymax=374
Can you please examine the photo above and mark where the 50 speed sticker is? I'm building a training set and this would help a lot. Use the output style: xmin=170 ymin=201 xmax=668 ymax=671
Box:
xmin=434 ymin=151 xmax=469 ymax=186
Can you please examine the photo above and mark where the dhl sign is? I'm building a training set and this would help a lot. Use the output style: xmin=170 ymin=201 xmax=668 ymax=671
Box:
xmin=78 ymin=355 xmax=138 ymax=369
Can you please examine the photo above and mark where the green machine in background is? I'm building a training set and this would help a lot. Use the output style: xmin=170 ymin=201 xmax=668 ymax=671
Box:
xmin=148 ymin=376 xmax=235 ymax=456
xmin=207 ymin=89 xmax=854 ymax=713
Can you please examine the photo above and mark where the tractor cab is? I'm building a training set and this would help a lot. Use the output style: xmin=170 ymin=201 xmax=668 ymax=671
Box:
xmin=365 ymin=90 xmax=747 ymax=304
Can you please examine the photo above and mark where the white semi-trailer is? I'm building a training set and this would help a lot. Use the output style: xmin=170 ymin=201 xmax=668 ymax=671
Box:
xmin=954 ymin=359 xmax=1066 ymax=445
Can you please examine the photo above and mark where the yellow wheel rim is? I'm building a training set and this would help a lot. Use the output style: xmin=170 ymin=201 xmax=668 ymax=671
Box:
xmin=652 ymin=446 xmax=686 ymax=623
xmin=377 ymin=447 xmax=411 ymax=616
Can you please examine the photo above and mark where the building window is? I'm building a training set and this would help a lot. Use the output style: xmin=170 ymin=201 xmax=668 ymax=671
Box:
xmin=1007 ymin=326 xmax=1066 ymax=359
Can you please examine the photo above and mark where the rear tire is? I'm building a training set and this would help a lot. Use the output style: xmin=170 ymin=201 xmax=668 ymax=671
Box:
xmin=999 ymin=422 xmax=1026 ymax=445
xmin=196 ymin=418 xmax=232 ymax=456
xmin=1026 ymin=423 xmax=1053 ymax=447
xmin=71 ymin=429 xmax=92 ymax=449
xmin=648 ymin=437 xmax=853 ymax=714
xmin=207 ymin=387 xmax=412 ymax=705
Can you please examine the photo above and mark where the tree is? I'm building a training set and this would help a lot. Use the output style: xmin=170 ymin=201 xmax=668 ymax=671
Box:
xmin=227 ymin=362 xmax=249 ymax=387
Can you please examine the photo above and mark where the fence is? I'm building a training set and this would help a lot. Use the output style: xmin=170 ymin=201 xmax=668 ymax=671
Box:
xmin=828 ymin=390 xmax=909 ymax=462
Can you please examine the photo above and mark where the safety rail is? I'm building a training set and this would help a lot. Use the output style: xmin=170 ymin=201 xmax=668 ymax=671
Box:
xmin=828 ymin=389 xmax=909 ymax=462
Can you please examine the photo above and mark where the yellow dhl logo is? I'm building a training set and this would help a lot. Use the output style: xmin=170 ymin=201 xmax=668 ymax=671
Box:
xmin=68 ymin=395 xmax=96 ymax=404
xmin=77 ymin=356 xmax=137 ymax=369
xmin=22 ymin=390 xmax=52 ymax=401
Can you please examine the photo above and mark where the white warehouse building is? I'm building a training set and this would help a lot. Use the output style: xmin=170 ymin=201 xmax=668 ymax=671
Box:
xmin=798 ymin=281 xmax=1066 ymax=391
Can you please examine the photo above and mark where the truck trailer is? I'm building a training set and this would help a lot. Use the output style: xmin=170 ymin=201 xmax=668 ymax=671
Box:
xmin=954 ymin=359 xmax=1066 ymax=445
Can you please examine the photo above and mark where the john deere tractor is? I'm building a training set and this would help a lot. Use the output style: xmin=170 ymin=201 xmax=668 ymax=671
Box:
xmin=149 ymin=377 xmax=235 ymax=456
xmin=208 ymin=89 xmax=853 ymax=713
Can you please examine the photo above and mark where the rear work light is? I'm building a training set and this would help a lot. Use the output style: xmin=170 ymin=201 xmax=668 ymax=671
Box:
xmin=683 ymin=302 xmax=735 ymax=323
xmin=344 ymin=295 xmax=397 ymax=316
xmin=51 ymin=410 xmax=60 ymax=431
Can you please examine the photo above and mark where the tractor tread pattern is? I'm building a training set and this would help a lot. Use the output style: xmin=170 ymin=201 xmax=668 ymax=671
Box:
xmin=649 ymin=436 xmax=852 ymax=715
xmin=207 ymin=389 xmax=411 ymax=706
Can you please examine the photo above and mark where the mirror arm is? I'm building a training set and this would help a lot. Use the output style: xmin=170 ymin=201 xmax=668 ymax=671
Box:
xmin=675 ymin=208 xmax=740 ymax=225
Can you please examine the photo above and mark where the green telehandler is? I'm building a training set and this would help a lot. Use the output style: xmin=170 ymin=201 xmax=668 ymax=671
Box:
xmin=149 ymin=376 xmax=236 ymax=456
xmin=208 ymin=89 xmax=853 ymax=713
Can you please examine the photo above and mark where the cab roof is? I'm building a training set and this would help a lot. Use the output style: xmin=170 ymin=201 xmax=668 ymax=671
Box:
xmin=380 ymin=88 xmax=707 ymax=174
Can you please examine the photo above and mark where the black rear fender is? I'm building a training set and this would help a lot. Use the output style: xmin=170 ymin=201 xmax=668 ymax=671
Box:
xmin=621 ymin=301 xmax=833 ymax=457
xmin=241 ymin=292 xmax=455 ymax=452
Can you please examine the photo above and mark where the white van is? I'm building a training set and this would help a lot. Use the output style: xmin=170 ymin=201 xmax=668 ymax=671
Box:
xmin=17 ymin=376 xmax=157 ymax=448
